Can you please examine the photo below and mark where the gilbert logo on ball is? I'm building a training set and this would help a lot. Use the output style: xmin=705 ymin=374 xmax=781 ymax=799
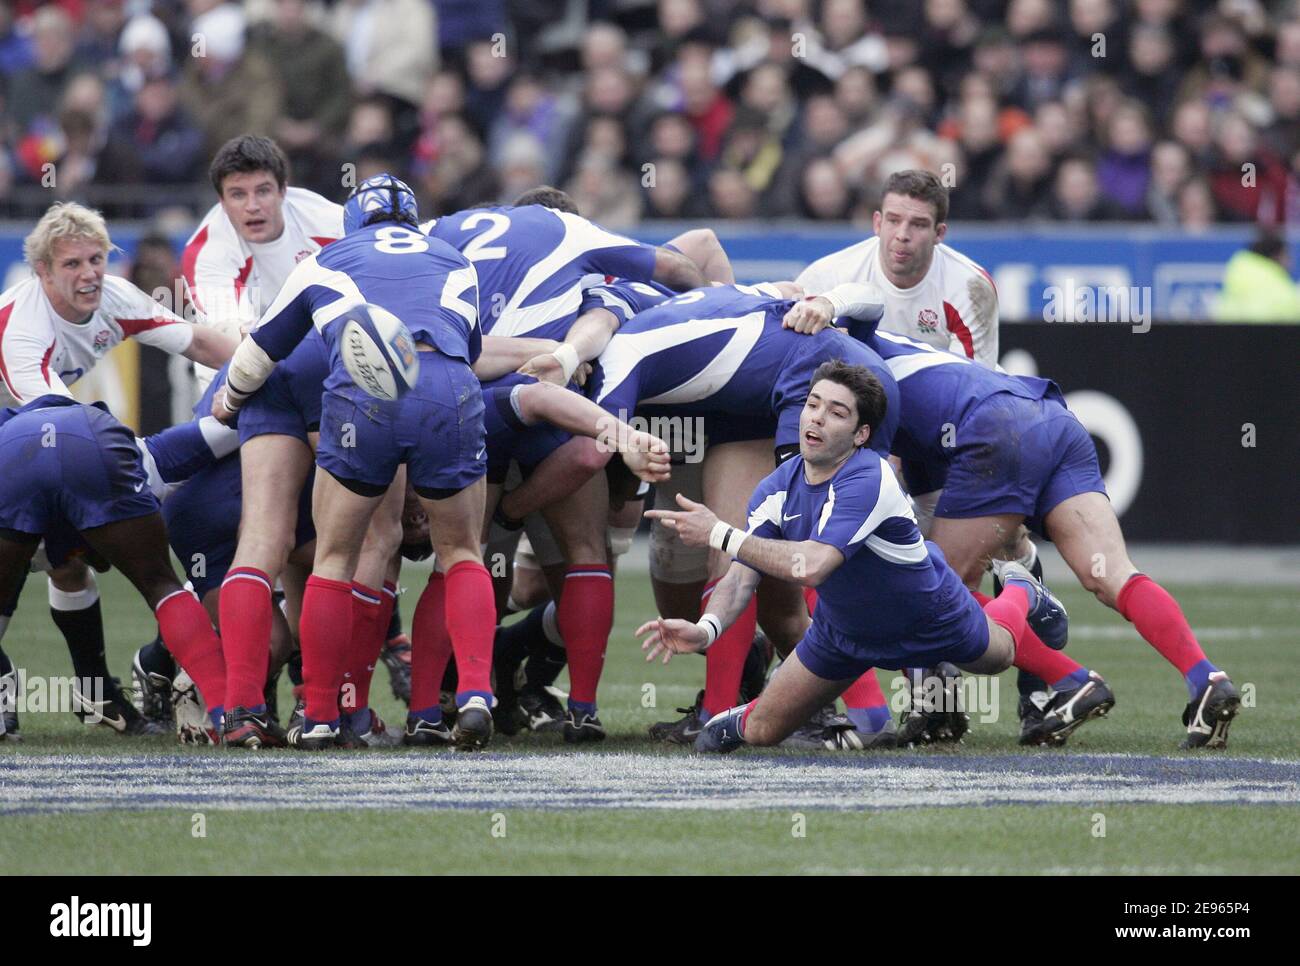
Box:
xmin=338 ymin=303 xmax=421 ymax=401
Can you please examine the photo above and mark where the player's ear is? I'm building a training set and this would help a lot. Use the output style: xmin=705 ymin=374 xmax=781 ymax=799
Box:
xmin=854 ymin=423 xmax=871 ymax=448
xmin=872 ymin=209 xmax=882 ymax=234
xmin=934 ymin=221 xmax=947 ymax=242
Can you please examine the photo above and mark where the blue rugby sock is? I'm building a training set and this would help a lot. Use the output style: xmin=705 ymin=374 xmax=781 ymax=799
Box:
xmin=1184 ymin=659 xmax=1219 ymax=700
xmin=1051 ymin=668 xmax=1092 ymax=691
xmin=456 ymin=689 xmax=493 ymax=709
xmin=846 ymin=705 xmax=891 ymax=733
xmin=345 ymin=707 xmax=373 ymax=734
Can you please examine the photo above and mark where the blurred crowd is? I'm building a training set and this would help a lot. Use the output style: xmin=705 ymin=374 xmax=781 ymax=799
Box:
xmin=0 ymin=0 xmax=1297 ymax=228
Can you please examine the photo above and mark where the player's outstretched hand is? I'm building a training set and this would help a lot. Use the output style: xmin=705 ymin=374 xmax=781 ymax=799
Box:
xmin=637 ymin=617 xmax=709 ymax=664
xmin=782 ymin=295 xmax=834 ymax=334
xmin=621 ymin=431 xmax=672 ymax=483
xmin=643 ymin=492 xmax=719 ymax=547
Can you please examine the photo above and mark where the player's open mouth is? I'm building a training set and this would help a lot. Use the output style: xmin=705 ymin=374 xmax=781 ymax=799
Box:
xmin=76 ymin=285 xmax=98 ymax=297
xmin=804 ymin=430 xmax=822 ymax=445
xmin=245 ymin=218 xmax=266 ymax=230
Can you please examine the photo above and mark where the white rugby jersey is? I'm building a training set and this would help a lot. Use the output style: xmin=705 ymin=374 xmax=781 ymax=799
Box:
xmin=181 ymin=186 xmax=343 ymax=337
xmin=0 ymin=274 xmax=194 ymax=407
xmin=796 ymin=237 xmax=998 ymax=366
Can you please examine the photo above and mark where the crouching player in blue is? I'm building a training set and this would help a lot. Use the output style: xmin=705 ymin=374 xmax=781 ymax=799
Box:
xmin=638 ymin=362 xmax=1114 ymax=752
xmin=214 ymin=174 xmax=498 ymax=751
xmin=0 ymin=396 xmax=229 ymax=736
xmin=868 ymin=330 xmax=1242 ymax=749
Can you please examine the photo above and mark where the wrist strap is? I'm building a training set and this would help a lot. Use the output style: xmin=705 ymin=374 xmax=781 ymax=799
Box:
xmin=552 ymin=343 xmax=580 ymax=382
xmin=696 ymin=613 xmax=722 ymax=649
xmin=707 ymin=520 xmax=748 ymax=556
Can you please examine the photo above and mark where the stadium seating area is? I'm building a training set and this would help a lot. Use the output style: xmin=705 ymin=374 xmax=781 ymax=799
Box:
xmin=0 ymin=0 xmax=1296 ymax=227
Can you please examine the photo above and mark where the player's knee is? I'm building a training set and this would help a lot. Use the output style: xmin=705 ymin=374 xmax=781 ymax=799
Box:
xmin=235 ymin=526 xmax=295 ymax=572
xmin=741 ymin=709 xmax=779 ymax=747
xmin=649 ymin=519 xmax=709 ymax=585
xmin=1076 ymin=568 xmax=1120 ymax=609
xmin=48 ymin=557 xmax=91 ymax=592
xmin=607 ymin=525 xmax=636 ymax=559
xmin=569 ymin=437 xmax=610 ymax=476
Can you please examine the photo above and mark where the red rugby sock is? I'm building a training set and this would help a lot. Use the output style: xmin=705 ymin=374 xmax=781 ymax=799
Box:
xmin=558 ymin=564 xmax=613 ymax=705
xmin=411 ymin=573 xmax=452 ymax=713
xmin=701 ymin=580 xmax=757 ymax=719
xmin=444 ymin=561 xmax=496 ymax=696
xmin=300 ymin=575 xmax=353 ymax=723
xmin=985 ymin=586 xmax=1084 ymax=683
xmin=156 ymin=589 xmax=226 ymax=716
xmin=218 ymin=567 xmax=273 ymax=710
xmin=341 ymin=582 xmax=392 ymax=715
xmin=842 ymin=668 xmax=887 ymax=711
xmin=1116 ymin=574 xmax=1206 ymax=674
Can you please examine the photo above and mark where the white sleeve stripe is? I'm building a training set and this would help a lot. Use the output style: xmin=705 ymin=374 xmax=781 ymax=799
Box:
xmin=592 ymin=290 xmax=633 ymax=318
xmin=847 ymin=455 xmax=919 ymax=545
xmin=864 ymin=532 xmax=928 ymax=564
xmin=884 ymin=350 xmax=968 ymax=382
xmin=746 ymin=491 xmax=786 ymax=533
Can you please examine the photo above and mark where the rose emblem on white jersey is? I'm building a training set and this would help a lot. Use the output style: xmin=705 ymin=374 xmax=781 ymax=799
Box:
xmin=917 ymin=308 xmax=940 ymax=333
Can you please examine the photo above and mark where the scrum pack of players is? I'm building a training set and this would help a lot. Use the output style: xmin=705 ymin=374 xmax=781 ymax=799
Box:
xmin=0 ymin=138 xmax=1241 ymax=753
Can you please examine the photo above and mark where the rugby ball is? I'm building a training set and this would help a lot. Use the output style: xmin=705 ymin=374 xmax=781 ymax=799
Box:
xmin=337 ymin=303 xmax=420 ymax=401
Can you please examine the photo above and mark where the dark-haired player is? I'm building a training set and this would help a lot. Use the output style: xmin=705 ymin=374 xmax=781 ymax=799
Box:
xmin=638 ymin=363 xmax=1112 ymax=752
xmin=586 ymin=282 xmax=901 ymax=743
xmin=214 ymin=174 xmax=496 ymax=751
xmin=182 ymin=134 xmax=342 ymax=375
xmin=866 ymin=329 xmax=1242 ymax=748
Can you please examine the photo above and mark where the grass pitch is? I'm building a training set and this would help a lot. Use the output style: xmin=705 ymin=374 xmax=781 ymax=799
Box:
xmin=3 ymin=562 xmax=1297 ymax=875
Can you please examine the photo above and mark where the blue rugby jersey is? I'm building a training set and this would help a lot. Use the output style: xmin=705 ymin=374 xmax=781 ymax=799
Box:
xmin=424 ymin=205 xmax=657 ymax=340
xmin=744 ymin=447 xmax=967 ymax=642
xmin=589 ymin=284 xmax=899 ymax=454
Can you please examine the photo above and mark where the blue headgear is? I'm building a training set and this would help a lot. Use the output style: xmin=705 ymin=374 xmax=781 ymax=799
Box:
xmin=343 ymin=173 xmax=419 ymax=233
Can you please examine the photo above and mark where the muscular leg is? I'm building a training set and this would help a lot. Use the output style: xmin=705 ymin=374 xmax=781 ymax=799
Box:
xmin=343 ymin=474 xmax=406 ymax=725
xmin=958 ymin=617 xmax=1016 ymax=675
xmin=740 ymin=650 xmax=854 ymax=747
xmin=80 ymin=514 xmax=226 ymax=721
xmin=928 ymin=513 xmax=1025 ymax=589
xmin=299 ymin=468 xmax=384 ymax=727
xmin=1047 ymin=491 xmax=1218 ymax=696
xmin=543 ymin=472 xmax=614 ymax=715
xmin=419 ymin=477 xmax=495 ymax=710
xmin=0 ymin=533 xmax=39 ymax=616
xmin=220 ymin=434 xmax=314 ymax=712
xmin=754 ymin=575 xmax=808 ymax=656
xmin=650 ymin=456 xmax=707 ymax=619
xmin=45 ymin=556 xmax=140 ymax=723
xmin=0 ymin=534 xmax=37 ymax=738
xmin=928 ymin=512 xmax=1047 ymax=711
xmin=698 ymin=439 xmax=773 ymax=718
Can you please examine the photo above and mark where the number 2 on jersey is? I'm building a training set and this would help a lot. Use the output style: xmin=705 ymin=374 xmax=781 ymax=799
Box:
xmin=461 ymin=212 xmax=511 ymax=262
